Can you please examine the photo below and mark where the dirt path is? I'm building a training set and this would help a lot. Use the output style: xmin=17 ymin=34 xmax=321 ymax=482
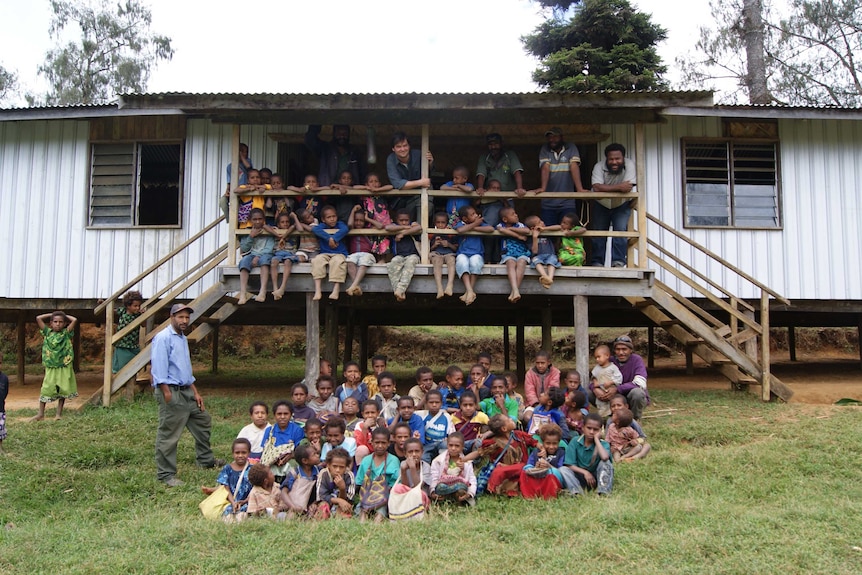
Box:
xmin=5 ymin=354 xmax=862 ymax=412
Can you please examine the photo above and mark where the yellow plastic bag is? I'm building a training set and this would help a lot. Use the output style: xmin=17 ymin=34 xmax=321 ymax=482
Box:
xmin=199 ymin=485 xmax=230 ymax=520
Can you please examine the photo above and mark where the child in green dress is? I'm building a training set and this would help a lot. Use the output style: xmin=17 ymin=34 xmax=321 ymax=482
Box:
xmin=33 ymin=311 xmax=78 ymax=421
xmin=558 ymin=211 xmax=586 ymax=266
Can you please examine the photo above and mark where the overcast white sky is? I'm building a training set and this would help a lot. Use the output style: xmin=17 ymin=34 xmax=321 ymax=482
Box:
xmin=0 ymin=0 xmax=716 ymax=103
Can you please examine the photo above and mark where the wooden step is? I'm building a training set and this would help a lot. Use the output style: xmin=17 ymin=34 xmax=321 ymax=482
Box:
xmin=660 ymin=319 xmax=680 ymax=327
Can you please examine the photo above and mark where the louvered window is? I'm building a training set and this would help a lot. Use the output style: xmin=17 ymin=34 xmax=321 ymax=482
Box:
xmin=682 ymin=139 xmax=780 ymax=229
xmin=89 ymin=142 xmax=183 ymax=227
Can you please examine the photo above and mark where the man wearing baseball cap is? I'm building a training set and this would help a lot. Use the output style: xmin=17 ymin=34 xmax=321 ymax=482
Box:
xmin=536 ymin=127 xmax=588 ymax=226
xmin=151 ymin=303 xmax=219 ymax=487
xmin=589 ymin=335 xmax=650 ymax=420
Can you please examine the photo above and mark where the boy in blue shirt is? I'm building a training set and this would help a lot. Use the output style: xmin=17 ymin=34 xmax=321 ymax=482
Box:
xmin=416 ymin=390 xmax=455 ymax=464
xmin=455 ymin=205 xmax=494 ymax=306
xmin=311 ymin=205 xmax=349 ymax=301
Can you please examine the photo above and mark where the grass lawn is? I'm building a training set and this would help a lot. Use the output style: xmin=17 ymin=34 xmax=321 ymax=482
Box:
xmin=2 ymin=389 xmax=861 ymax=575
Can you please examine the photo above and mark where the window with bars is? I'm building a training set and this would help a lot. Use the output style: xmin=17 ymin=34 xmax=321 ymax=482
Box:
xmin=682 ymin=139 xmax=780 ymax=229
xmin=89 ymin=142 xmax=183 ymax=227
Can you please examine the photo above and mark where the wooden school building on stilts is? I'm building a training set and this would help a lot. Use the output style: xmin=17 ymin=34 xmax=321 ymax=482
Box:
xmin=6 ymin=90 xmax=862 ymax=404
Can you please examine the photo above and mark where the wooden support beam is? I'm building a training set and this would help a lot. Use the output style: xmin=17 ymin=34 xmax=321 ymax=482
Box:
xmin=359 ymin=315 xmax=369 ymax=373
xmin=635 ymin=122 xmax=647 ymax=269
xmin=420 ymin=123 xmax=430 ymax=263
xmin=761 ymin=292 xmax=771 ymax=401
xmin=685 ymin=346 xmax=694 ymax=375
xmin=305 ymin=293 xmax=320 ymax=385
xmin=541 ymin=308 xmax=552 ymax=352
xmin=503 ymin=325 xmax=511 ymax=371
xmin=574 ymin=295 xmax=589 ymax=383
xmin=324 ymin=302 xmax=339 ymax=373
xmin=228 ymin=124 xmax=240 ymax=266
xmin=516 ymin=322 xmax=526 ymax=378
xmin=73 ymin=326 xmax=81 ymax=373
xmin=16 ymin=310 xmax=25 ymax=386
xmin=647 ymin=325 xmax=655 ymax=369
xmin=102 ymin=300 xmax=114 ymax=407
xmin=858 ymin=314 xmax=862 ymax=370
xmin=211 ymin=325 xmax=220 ymax=374
xmin=744 ymin=309 xmax=758 ymax=361
xmin=344 ymin=309 xmax=355 ymax=368
xmin=788 ymin=326 xmax=797 ymax=362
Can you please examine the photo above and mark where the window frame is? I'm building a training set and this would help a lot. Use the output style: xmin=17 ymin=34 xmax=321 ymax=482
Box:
xmin=681 ymin=137 xmax=782 ymax=230
xmin=87 ymin=138 xmax=185 ymax=230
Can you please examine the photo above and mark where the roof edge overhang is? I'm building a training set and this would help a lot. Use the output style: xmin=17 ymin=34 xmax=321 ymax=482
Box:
xmin=664 ymin=105 xmax=862 ymax=121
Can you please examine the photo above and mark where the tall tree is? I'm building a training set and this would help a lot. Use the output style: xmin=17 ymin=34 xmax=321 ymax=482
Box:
xmin=37 ymin=0 xmax=173 ymax=106
xmin=678 ymin=0 xmax=862 ymax=106
xmin=522 ymin=0 xmax=668 ymax=91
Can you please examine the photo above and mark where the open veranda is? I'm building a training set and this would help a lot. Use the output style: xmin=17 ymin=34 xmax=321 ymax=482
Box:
xmin=2 ymin=379 xmax=861 ymax=575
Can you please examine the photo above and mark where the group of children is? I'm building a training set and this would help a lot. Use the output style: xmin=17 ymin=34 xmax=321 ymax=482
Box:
xmin=207 ymin=350 xmax=651 ymax=522
xmin=230 ymin=165 xmax=588 ymax=306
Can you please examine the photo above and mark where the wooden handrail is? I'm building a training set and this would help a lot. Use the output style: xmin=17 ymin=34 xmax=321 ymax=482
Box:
xmin=231 ymin=188 xmax=638 ymax=201
xmin=647 ymin=213 xmax=790 ymax=305
xmin=94 ymin=215 xmax=226 ymax=315
xmin=110 ymin=246 xmax=227 ymax=345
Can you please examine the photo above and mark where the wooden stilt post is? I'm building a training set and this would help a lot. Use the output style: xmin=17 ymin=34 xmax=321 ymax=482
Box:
xmin=574 ymin=296 xmax=589 ymax=382
xmin=16 ymin=310 xmax=25 ymax=386
xmin=324 ymin=302 xmax=339 ymax=374
xmin=228 ymin=124 xmax=240 ymax=266
xmin=760 ymin=292 xmax=771 ymax=401
xmin=516 ymin=322 xmax=526 ymax=378
xmin=635 ymin=123 xmax=647 ymax=269
xmin=858 ymin=314 xmax=862 ymax=371
xmin=541 ymin=308 xmax=552 ymax=353
xmin=685 ymin=346 xmax=695 ymax=375
xmin=647 ymin=325 xmax=655 ymax=369
xmin=102 ymin=300 xmax=114 ymax=407
xmin=344 ymin=309 xmax=355 ymax=367
xmin=788 ymin=326 xmax=797 ymax=362
xmin=503 ymin=325 xmax=511 ymax=371
xmin=305 ymin=293 xmax=320 ymax=385
xmin=420 ymin=124 xmax=430 ymax=263
xmin=211 ymin=325 xmax=220 ymax=374
xmin=73 ymin=326 xmax=81 ymax=373
xmin=359 ymin=315 xmax=369 ymax=372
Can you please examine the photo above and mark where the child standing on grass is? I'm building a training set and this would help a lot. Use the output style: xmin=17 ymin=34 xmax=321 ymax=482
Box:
xmin=311 ymin=205 xmax=349 ymax=301
xmin=237 ymin=208 xmax=275 ymax=305
xmin=33 ymin=311 xmax=78 ymax=421
xmin=0 ymin=356 xmax=7 ymax=452
xmin=430 ymin=433 xmax=476 ymax=505
xmin=112 ymin=290 xmax=144 ymax=373
xmin=558 ymin=211 xmax=587 ymax=267
xmin=429 ymin=211 xmax=458 ymax=299
xmin=386 ymin=209 xmax=422 ymax=301
xmin=355 ymin=427 xmax=401 ymax=522
xmin=314 ymin=447 xmax=355 ymax=519
xmin=237 ymin=401 xmax=271 ymax=463
xmin=592 ymin=345 xmax=623 ymax=418
xmin=455 ymin=205 xmax=494 ymax=306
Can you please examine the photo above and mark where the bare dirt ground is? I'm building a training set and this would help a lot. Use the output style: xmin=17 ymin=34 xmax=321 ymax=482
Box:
xmin=5 ymin=350 xmax=861 ymax=412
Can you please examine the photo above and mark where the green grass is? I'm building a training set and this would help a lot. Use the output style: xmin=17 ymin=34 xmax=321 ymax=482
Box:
xmin=2 ymin=389 xmax=862 ymax=575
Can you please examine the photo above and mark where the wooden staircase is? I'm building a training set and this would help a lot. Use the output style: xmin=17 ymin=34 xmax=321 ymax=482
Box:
xmin=91 ymin=216 xmax=237 ymax=406
xmin=633 ymin=215 xmax=793 ymax=401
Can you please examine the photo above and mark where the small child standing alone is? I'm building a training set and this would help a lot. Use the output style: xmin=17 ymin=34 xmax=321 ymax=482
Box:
xmin=33 ymin=311 xmax=78 ymax=421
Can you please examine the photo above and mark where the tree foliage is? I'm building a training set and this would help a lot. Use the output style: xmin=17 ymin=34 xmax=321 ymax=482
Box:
xmin=0 ymin=65 xmax=19 ymax=105
xmin=37 ymin=0 xmax=173 ymax=106
xmin=678 ymin=0 xmax=862 ymax=106
xmin=522 ymin=0 xmax=668 ymax=92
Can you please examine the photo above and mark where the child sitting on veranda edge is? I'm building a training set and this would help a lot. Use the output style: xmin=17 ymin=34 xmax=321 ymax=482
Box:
xmin=386 ymin=208 xmax=423 ymax=301
xmin=311 ymin=205 xmax=349 ymax=301
xmin=264 ymin=212 xmax=297 ymax=301
xmin=429 ymin=211 xmax=458 ymax=299
xmin=237 ymin=208 xmax=275 ymax=305
xmin=496 ymin=205 xmax=532 ymax=303
xmin=455 ymin=204 xmax=494 ymax=306
xmin=524 ymin=215 xmax=562 ymax=288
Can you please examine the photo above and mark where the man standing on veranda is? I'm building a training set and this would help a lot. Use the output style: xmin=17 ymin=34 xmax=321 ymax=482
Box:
xmin=590 ymin=143 xmax=636 ymax=268
xmin=151 ymin=304 xmax=219 ymax=487
xmin=536 ymin=127 xmax=588 ymax=226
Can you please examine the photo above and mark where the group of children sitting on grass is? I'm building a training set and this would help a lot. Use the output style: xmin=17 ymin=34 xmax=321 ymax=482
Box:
xmin=233 ymin=166 xmax=587 ymax=306
xmin=205 ymin=351 xmax=651 ymax=522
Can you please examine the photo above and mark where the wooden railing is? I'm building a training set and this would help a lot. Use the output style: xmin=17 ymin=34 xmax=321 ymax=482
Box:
xmin=95 ymin=215 xmax=227 ymax=405
xmin=644 ymin=214 xmax=790 ymax=400
xmin=228 ymin=187 xmax=643 ymax=265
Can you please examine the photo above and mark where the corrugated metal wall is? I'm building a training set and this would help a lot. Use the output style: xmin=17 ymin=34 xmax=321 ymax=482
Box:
xmin=2 ymin=116 xmax=860 ymax=303
xmin=621 ymin=116 xmax=862 ymax=301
